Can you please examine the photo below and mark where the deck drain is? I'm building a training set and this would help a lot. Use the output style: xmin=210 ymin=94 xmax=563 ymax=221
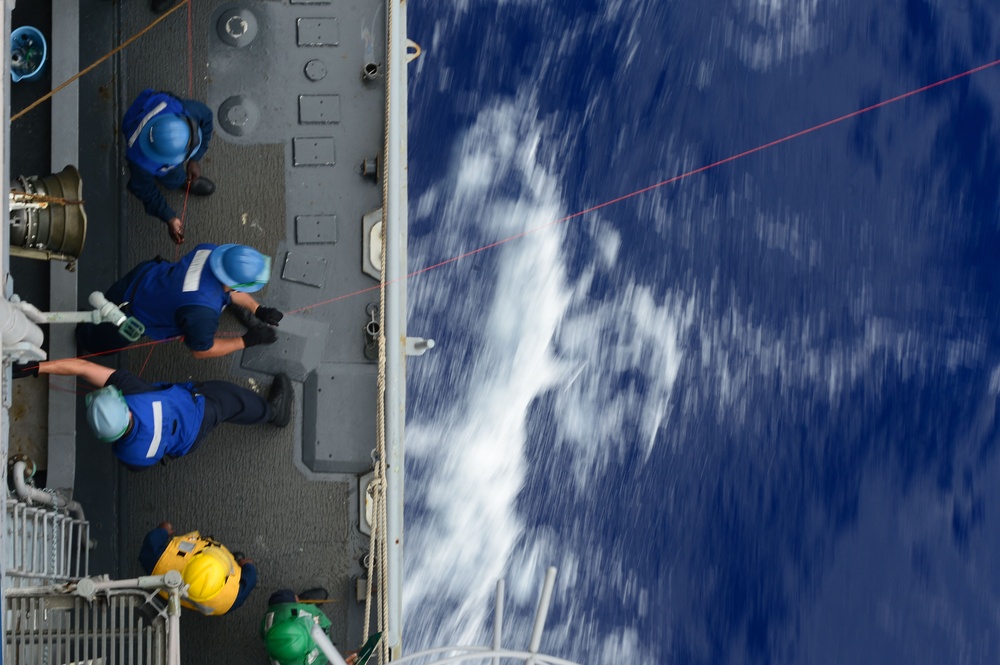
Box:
xmin=218 ymin=95 xmax=259 ymax=137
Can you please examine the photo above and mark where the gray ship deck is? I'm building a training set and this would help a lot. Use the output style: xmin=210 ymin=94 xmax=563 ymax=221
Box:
xmin=8 ymin=0 xmax=391 ymax=661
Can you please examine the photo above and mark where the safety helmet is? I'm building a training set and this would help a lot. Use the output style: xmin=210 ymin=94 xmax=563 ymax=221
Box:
xmin=85 ymin=386 xmax=131 ymax=442
xmin=139 ymin=113 xmax=201 ymax=166
xmin=264 ymin=618 xmax=315 ymax=663
xmin=208 ymin=244 xmax=272 ymax=293
xmin=182 ymin=547 xmax=235 ymax=602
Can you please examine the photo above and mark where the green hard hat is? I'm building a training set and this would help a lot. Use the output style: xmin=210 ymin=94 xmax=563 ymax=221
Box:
xmin=265 ymin=618 xmax=314 ymax=663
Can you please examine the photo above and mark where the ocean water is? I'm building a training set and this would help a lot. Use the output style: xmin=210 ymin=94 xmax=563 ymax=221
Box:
xmin=403 ymin=2 xmax=1000 ymax=663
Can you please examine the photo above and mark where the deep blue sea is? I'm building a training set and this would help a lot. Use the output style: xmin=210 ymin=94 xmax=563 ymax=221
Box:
xmin=403 ymin=2 xmax=1000 ymax=663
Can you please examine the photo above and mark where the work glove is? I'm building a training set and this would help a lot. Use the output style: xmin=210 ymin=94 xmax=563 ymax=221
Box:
xmin=242 ymin=326 xmax=277 ymax=348
xmin=11 ymin=363 xmax=39 ymax=379
xmin=255 ymin=306 xmax=284 ymax=326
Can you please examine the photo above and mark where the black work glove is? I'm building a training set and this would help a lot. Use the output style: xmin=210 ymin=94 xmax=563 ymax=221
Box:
xmin=11 ymin=363 xmax=39 ymax=379
xmin=242 ymin=326 xmax=277 ymax=348
xmin=255 ymin=306 xmax=284 ymax=326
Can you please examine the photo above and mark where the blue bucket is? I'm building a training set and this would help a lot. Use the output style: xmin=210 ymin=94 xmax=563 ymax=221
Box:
xmin=10 ymin=26 xmax=47 ymax=83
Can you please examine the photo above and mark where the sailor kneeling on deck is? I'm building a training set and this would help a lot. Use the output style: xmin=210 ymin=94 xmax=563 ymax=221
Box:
xmin=15 ymin=358 xmax=292 ymax=468
xmin=140 ymin=522 xmax=256 ymax=615
xmin=76 ymin=243 xmax=285 ymax=359
xmin=123 ymin=88 xmax=216 ymax=245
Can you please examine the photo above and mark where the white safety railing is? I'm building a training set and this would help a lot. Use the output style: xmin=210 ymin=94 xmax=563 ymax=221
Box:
xmin=393 ymin=568 xmax=583 ymax=665
xmin=5 ymin=572 xmax=184 ymax=665
xmin=4 ymin=497 xmax=90 ymax=587
xmin=5 ymin=588 xmax=168 ymax=664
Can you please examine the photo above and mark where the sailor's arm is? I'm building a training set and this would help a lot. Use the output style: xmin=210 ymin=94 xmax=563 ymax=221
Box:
xmin=36 ymin=358 xmax=115 ymax=387
xmin=190 ymin=337 xmax=245 ymax=359
xmin=125 ymin=162 xmax=178 ymax=223
xmin=229 ymin=291 xmax=261 ymax=313
xmin=230 ymin=291 xmax=284 ymax=326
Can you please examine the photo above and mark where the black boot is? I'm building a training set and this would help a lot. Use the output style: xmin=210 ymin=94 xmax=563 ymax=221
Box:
xmin=298 ymin=587 xmax=329 ymax=602
xmin=188 ymin=177 xmax=215 ymax=196
xmin=267 ymin=374 xmax=293 ymax=428
xmin=151 ymin=0 xmax=179 ymax=14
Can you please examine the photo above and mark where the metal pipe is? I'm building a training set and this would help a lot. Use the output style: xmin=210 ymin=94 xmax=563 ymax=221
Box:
xmin=310 ymin=622 xmax=351 ymax=665
xmin=0 ymin=295 xmax=45 ymax=349
xmin=391 ymin=647 xmax=581 ymax=665
xmin=83 ymin=574 xmax=178 ymax=591
xmin=527 ymin=567 xmax=558 ymax=657
xmin=13 ymin=291 xmax=128 ymax=326
xmin=11 ymin=460 xmax=85 ymax=521
xmin=492 ymin=579 xmax=505 ymax=665
xmin=168 ymin=587 xmax=182 ymax=665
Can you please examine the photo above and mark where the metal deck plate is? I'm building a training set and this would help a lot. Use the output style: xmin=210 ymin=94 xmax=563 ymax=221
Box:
xmin=297 ymin=17 xmax=340 ymax=46
xmin=296 ymin=214 xmax=338 ymax=244
xmin=239 ymin=315 xmax=330 ymax=382
xmin=281 ymin=251 xmax=329 ymax=287
xmin=303 ymin=363 xmax=377 ymax=474
xmin=293 ymin=137 xmax=336 ymax=166
xmin=299 ymin=95 xmax=341 ymax=124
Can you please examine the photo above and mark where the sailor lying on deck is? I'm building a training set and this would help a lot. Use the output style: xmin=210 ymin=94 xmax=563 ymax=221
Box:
xmin=75 ymin=242 xmax=285 ymax=359
xmin=13 ymin=358 xmax=292 ymax=469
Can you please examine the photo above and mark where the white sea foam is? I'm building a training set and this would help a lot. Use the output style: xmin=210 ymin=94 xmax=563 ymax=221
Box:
xmin=405 ymin=91 xmax=572 ymax=646
xmin=726 ymin=0 xmax=824 ymax=71
xmin=404 ymin=81 xmax=679 ymax=660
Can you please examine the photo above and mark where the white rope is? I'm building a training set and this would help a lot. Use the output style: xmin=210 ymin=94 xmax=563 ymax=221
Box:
xmin=364 ymin=2 xmax=394 ymax=662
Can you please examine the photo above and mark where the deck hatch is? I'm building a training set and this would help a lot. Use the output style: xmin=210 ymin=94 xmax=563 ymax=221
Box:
xmin=293 ymin=137 xmax=336 ymax=166
xmin=297 ymin=17 xmax=340 ymax=46
xmin=302 ymin=363 xmax=378 ymax=474
xmin=296 ymin=214 xmax=339 ymax=244
xmin=282 ymin=251 xmax=329 ymax=287
xmin=240 ymin=315 xmax=329 ymax=382
xmin=299 ymin=95 xmax=342 ymax=124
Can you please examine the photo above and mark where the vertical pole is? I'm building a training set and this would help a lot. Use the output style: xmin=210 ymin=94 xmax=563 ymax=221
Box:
xmin=167 ymin=589 xmax=181 ymax=665
xmin=47 ymin=0 xmax=81 ymax=495
xmin=0 ymin=0 xmax=14 ymax=656
xmin=384 ymin=0 xmax=410 ymax=656
xmin=526 ymin=567 xmax=558 ymax=662
xmin=492 ymin=579 xmax=505 ymax=665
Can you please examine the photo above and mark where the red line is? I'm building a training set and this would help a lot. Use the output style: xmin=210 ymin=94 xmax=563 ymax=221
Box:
xmin=175 ymin=180 xmax=191 ymax=260
xmin=137 ymin=344 xmax=155 ymax=378
xmin=285 ymin=58 xmax=1000 ymax=316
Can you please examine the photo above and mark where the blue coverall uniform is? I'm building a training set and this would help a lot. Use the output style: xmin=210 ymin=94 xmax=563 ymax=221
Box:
xmin=104 ymin=368 xmax=272 ymax=470
xmin=76 ymin=243 xmax=233 ymax=354
xmin=122 ymin=90 xmax=214 ymax=224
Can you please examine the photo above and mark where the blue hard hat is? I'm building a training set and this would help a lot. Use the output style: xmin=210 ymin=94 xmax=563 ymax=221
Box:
xmin=85 ymin=386 xmax=132 ymax=442
xmin=139 ymin=113 xmax=201 ymax=166
xmin=208 ymin=244 xmax=272 ymax=293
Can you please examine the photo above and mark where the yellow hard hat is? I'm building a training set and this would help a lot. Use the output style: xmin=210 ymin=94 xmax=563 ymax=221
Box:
xmin=182 ymin=547 xmax=235 ymax=602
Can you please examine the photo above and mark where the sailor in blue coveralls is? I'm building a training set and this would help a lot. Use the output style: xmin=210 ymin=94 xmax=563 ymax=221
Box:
xmin=76 ymin=243 xmax=285 ymax=359
xmin=122 ymin=89 xmax=216 ymax=244
xmin=15 ymin=357 xmax=293 ymax=468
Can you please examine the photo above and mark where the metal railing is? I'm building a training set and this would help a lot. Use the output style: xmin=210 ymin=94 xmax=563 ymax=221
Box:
xmin=4 ymin=497 xmax=90 ymax=587
xmin=5 ymin=573 xmax=184 ymax=665
xmin=393 ymin=568 xmax=583 ymax=665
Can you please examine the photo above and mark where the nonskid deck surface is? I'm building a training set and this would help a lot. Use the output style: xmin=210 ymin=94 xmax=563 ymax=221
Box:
xmin=9 ymin=0 xmax=387 ymax=661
